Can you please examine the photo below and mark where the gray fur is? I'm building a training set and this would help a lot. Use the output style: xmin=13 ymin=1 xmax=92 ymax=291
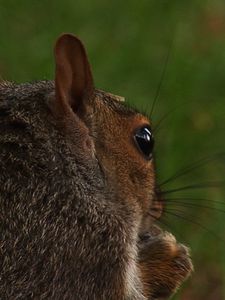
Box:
xmin=0 ymin=81 xmax=141 ymax=299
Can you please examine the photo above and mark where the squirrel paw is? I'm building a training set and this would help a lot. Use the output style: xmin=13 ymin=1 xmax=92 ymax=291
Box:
xmin=138 ymin=226 xmax=193 ymax=299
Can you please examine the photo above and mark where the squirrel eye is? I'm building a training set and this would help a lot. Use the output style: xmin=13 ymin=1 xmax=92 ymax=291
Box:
xmin=134 ymin=126 xmax=154 ymax=160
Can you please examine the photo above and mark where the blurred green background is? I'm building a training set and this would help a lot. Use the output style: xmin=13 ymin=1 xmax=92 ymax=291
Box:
xmin=0 ymin=0 xmax=225 ymax=299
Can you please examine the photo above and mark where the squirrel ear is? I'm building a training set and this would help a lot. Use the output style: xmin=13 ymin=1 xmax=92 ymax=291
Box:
xmin=54 ymin=34 xmax=94 ymax=113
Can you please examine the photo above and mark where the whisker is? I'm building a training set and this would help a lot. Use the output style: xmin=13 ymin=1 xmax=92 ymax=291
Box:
xmin=153 ymin=100 xmax=190 ymax=134
xmin=161 ymin=181 xmax=224 ymax=195
xmin=153 ymin=110 xmax=175 ymax=134
xmin=164 ymin=197 xmax=225 ymax=206
xmin=147 ymin=211 xmax=184 ymax=241
xmin=150 ymin=38 xmax=173 ymax=118
xmin=159 ymin=152 xmax=225 ymax=187
xmin=165 ymin=200 xmax=225 ymax=214
xmin=163 ymin=208 xmax=225 ymax=243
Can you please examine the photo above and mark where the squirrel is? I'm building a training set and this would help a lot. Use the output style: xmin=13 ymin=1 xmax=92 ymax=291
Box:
xmin=0 ymin=34 xmax=193 ymax=299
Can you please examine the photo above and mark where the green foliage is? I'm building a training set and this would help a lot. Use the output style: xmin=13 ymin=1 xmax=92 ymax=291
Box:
xmin=0 ymin=1 xmax=225 ymax=299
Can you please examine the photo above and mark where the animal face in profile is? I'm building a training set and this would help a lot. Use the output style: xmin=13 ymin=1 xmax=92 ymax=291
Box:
xmin=54 ymin=34 xmax=163 ymax=234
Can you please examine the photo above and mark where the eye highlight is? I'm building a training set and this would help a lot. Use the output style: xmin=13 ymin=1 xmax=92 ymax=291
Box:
xmin=134 ymin=126 xmax=154 ymax=160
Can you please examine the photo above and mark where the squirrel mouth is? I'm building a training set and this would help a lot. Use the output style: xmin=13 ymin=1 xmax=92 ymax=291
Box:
xmin=150 ymin=199 xmax=163 ymax=220
xmin=138 ymin=195 xmax=163 ymax=238
xmin=149 ymin=188 xmax=164 ymax=220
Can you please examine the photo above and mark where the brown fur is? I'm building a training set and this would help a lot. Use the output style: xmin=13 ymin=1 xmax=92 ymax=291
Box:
xmin=0 ymin=34 xmax=193 ymax=299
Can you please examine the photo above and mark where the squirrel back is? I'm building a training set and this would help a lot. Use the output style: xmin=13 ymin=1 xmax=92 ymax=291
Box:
xmin=0 ymin=34 xmax=192 ymax=299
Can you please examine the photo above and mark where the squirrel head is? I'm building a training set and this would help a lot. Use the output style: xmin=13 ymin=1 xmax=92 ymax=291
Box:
xmin=52 ymin=33 xmax=163 ymax=235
